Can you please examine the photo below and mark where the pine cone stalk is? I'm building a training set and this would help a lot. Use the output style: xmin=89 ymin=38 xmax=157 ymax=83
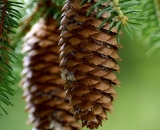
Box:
xmin=21 ymin=18 xmax=81 ymax=130
xmin=59 ymin=0 xmax=121 ymax=129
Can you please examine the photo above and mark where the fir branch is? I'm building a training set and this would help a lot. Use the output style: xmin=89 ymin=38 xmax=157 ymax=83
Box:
xmin=0 ymin=0 xmax=22 ymax=115
xmin=141 ymin=0 xmax=160 ymax=56
xmin=81 ymin=0 xmax=142 ymax=42
xmin=111 ymin=0 xmax=128 ymax=25
xmin=153 ymin=0 xmax=160 ymax=26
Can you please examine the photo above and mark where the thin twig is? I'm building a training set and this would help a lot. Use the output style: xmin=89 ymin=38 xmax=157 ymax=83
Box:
xmin=0 ymin=0 xmax=7 ymax=38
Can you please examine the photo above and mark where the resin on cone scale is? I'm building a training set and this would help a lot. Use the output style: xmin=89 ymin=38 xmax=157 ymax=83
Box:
xmin=59 ymin=0 xmax=121 ymax=129
xmin=21 ymin=18 xmax=81 ymax=130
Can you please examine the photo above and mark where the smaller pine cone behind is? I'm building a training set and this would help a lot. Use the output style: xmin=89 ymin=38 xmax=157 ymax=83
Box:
xmin=21 ymin=18 xmax=81 ymax=130
xmin=59 ymin=0 xmax=121 ymax=129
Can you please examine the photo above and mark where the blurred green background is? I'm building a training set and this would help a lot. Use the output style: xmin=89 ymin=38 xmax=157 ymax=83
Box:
xmin=0 ymin=32 xmax=160 ymax=130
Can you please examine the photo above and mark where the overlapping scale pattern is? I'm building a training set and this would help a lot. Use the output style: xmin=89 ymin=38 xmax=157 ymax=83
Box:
xmin=59 ymin=0 xmax=121 ymax=129
xmin=21 ymin=18 xmax=81 ymax=130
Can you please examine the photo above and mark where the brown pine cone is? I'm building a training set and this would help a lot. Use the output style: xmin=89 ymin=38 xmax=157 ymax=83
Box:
xmin=59 ymin=0 xmax=121 ymax=129
xmin=21 ymin=18 xmax=81 ymax=130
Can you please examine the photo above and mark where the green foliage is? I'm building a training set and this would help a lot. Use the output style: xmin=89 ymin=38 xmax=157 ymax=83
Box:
xmin=141 ymin=0 xmax=160 ymax=56
xmin=0 ymin=0 xmax=22 ymax=115
xmin=81 ymin=0 xmax=142 ymax=42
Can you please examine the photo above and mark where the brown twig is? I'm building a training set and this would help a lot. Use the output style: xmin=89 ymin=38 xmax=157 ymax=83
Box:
xmin=0 ymin=0 xmax=7 ymax=39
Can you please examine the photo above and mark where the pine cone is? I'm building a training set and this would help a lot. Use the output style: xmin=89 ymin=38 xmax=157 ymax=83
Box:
xmin=21 ymin=18 xmax=81 ymax=130
xmin=59 ymin=0 xmax=121 ymax=129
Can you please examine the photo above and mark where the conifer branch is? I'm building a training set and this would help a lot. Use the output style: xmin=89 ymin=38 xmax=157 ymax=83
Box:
xmin=141 ymin=0 xmax=160 ymax=56
xmin=153 ymin=0 xmax=160 ymax=26
xmin=81 ymin=0 xmax=142 ymax=41
xmin=112 ymin=0 xmax=128 ymax=25
xmin=0 ymin=0 xmax=22 ymax=115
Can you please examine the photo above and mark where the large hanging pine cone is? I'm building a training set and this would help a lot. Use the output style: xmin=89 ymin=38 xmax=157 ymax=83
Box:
xmin=59 ymin=0 xmax=121 ymax=129
xmin=21 ymin=18 xmax=81 ymax=130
